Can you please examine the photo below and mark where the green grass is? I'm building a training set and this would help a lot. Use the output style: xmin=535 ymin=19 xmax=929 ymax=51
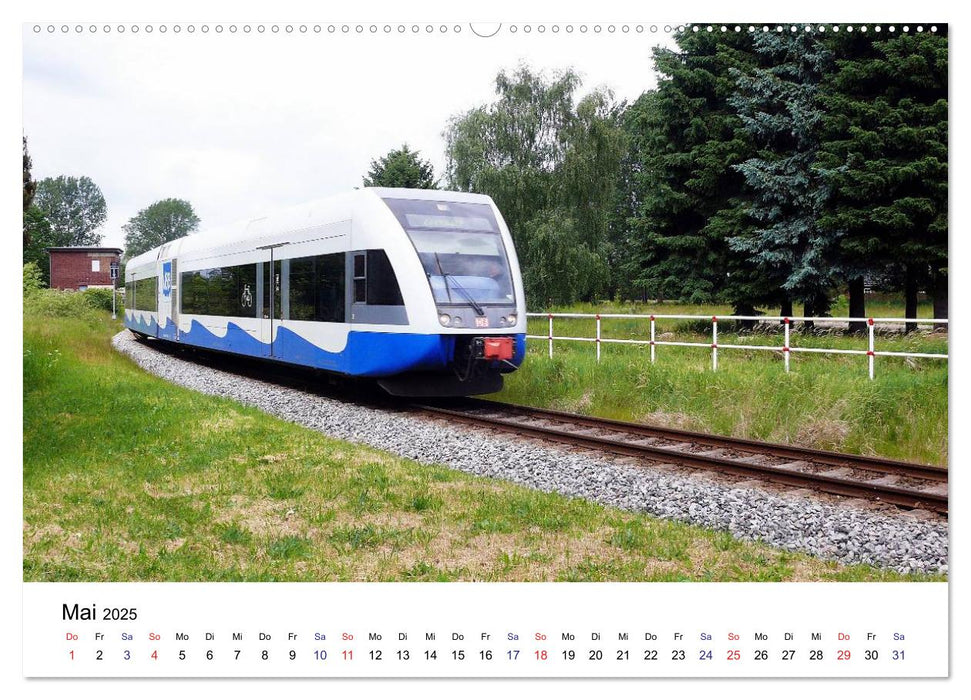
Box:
xmin=23 ymin=299 xmax=943 ymax=582
xmin=497 ymin=302 xmax=948 ymax=466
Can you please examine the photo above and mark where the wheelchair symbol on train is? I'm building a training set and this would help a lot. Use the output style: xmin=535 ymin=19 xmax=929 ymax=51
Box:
xmin=241 ymin=284 xmax=253 ymax=309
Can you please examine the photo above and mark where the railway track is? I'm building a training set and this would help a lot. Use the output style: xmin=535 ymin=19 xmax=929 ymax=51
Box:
xmin=136 ymin=337 xmax=948 ymax=515
xmin=414 ymin=399 xmax=948 ymax=515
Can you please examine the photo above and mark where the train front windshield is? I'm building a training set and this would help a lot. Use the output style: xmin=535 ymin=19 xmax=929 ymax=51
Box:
xmin=382 ymin=198 xmax=516 ymax=306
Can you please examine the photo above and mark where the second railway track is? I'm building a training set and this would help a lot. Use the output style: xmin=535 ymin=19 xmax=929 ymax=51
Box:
xmin=414 ymin=399 xmax=948 ymax=515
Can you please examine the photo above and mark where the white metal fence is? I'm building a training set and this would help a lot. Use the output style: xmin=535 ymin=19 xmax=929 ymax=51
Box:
xmin=526 ymin=313 xmax=949 ymax=379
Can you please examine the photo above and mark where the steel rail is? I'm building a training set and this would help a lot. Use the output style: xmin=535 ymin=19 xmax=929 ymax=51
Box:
xmin=459 ymin=399 xmax=947 ymax=482
xmin=415 ymin=402 xmax=948 ymax=514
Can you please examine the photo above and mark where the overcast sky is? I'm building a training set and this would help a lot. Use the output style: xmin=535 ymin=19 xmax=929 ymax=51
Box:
xmin=23 ymin=24 xmax=677 ymax=249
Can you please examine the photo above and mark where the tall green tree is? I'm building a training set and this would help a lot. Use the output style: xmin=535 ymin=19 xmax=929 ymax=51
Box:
xmin=22 ymin=136 xmax=54 ymax=280
xmin=34 ymin=175 xmax=107 ymax=247
xmin=446 ymin=65 xmax=579 ymax=246
xmin=363 ymin=144 xmax=438 ymax=189
xmin=818 ymin=29 xmax=948 ymax=329
xmin=562 ymin=90 xmax=629 ymax=252
xmin=625 ymin=29 xmax=770 ymax=314
xmin=445 ymin=64 xmax=626 ymax=304
xmin=729 ymin=31 xmax=837 ymax=328
xmin=22 ymin=208 xmax=54 ymax=282
xmin=608 ymin=92 xmax=658 ymax=300
xmin=517 ymin=210 xmax=610 ymax=306
xmin=123 ymin=198 xmax=200 ymax=258
xmin=23 ymin=136 xmax=37 ymax=245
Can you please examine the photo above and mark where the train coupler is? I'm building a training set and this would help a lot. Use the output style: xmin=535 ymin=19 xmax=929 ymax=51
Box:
xmin=472 ymin=336 xmax=515 ymax=362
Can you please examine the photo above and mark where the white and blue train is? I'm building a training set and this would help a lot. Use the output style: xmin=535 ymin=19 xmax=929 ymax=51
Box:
xmin=124 ymin=188 xmax=527 ymax=396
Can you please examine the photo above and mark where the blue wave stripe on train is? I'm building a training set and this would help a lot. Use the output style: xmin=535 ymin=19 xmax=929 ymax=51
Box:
xmin=126 ymin=313 xmax=159 ymax=337
xmin=132 ymin=317 xmax=526 ymax=378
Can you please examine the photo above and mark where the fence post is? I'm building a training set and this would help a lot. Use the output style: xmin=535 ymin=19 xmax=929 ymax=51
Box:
xmin=784 ymin=317 xmax=790 ymax=373
xmin=596 ymin=314 xmax=601 ymax=363
xmin=548 ymin=313 xmax=554 ymax=360
xmin=650 ymin=315 xmax=656 ymax=363
xmin=868 ymin=318 xmax=875 ymax=380
xmin=712 ymin=316 xmax=718 ymax=372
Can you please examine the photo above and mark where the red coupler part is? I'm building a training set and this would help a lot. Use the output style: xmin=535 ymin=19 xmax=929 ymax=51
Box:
xmin=482 ymin=337 xmax=514 ymax=361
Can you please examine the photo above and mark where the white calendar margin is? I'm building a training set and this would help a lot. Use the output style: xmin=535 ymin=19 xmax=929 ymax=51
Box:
xmin=23 ymin=582 xmax=947 ymax=678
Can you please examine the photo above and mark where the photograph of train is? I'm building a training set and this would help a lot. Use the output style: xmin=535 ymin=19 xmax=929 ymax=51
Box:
xmin=124 ymin=188 xmax=527 ymax=397
xmin=23 ymin=22 xmax=947 ymax=585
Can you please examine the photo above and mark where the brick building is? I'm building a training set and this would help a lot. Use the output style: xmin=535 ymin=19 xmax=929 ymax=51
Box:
xmin=47 ymin=247 xmax=123 ymax=291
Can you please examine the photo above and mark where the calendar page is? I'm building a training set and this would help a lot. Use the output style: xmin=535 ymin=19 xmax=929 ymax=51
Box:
xmin=17 ymin=0 xmax=957 ymax=692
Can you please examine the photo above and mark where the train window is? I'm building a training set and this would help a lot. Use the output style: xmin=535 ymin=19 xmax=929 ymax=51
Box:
xmin=289 ymin=258 xmax=315 ymax=320
xmin=132 ymin=276 xmax=158 ymax=312
xmin=317 ymin=254 xmax=344 ymax=322
xmin=209 ymin=268 xmax=235 ymax=316
xmin=179 ymin=264 xmax=257 ymax=317
xmin=353 ymin=253 xmax=366 ymax=303
xmin=180 ymin=271 xmax=205 ymax=315
xmin=365 ymin=250 xmax=404 ymax=306
xmin=382 ymin=197 xmax=500 ymax=234
xmin=231 ymin=265 xmax=257 ymax=317
xmin=261 ymin=261 xmax=282 ymax=320
xmin=235 ymin=266 xmax=259 ymax=317
xmin=383 ymin=198 xmax=515 ymax=306
xmin=288 ymin=253 xmax=345 ymax=323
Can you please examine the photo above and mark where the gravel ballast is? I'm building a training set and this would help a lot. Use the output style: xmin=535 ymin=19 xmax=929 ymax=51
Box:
xmin=112 ymin=330 xmax=948 ymax=575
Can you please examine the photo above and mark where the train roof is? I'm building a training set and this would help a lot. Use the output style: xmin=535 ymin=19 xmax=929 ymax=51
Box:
xmin=125 ymin=188 xmax=496 ymax=270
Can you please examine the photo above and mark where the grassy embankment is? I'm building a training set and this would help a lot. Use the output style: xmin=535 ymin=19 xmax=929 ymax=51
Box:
xmin=23 ymin=292 xmax=940 ymax=582
xmin=495 ymin=297 xmax=947 ymax=466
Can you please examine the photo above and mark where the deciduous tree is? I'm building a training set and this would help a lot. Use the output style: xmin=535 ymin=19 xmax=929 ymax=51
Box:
xmin=34 ymin=175 xmax=107 ymax=247
xmin=23 ymin=136 xmax=37 ymax=245
xmin=445 ymin=64 xmax=625 ymax=303
xmin=123 ymin=198 xmax=200 ymax=258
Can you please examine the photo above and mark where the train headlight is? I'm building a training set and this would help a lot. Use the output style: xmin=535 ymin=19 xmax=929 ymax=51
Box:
xmin=506 ymin=314 xmax=517 ymax=326
xmin=439 ymin=313 xmax=451 ymax=326
xmin=452 ymin=316 xmax=464 ymax=327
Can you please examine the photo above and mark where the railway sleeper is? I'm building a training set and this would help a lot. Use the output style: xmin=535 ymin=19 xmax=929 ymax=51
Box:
xmin=773 ymin=460 xmax=811 ymax=472
xmin=819 ymin=467 xmax=854 ymax=478
xmin=864 ymin=475 xmax=903 ymax=487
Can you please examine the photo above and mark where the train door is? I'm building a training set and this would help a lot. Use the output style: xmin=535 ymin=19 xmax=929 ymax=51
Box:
xmin=170 ymin=259 xmax=179 ymax=340
xmin=259 ymin=253 xmax=282 ymax=357
xmin=158 ymin=258 xmax=174 ymax=340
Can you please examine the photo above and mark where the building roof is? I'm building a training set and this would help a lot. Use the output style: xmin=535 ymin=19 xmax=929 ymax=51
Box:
xmin=46 ymin=246 xmax=123 ymax=254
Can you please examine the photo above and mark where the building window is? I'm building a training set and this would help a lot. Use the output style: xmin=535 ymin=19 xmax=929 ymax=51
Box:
xmin=92 ymin=259 xmax=100 ymax=272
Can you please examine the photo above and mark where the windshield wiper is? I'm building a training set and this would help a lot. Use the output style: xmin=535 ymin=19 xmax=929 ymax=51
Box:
xmin=434 ymin=252 xmax=485 ymax=316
